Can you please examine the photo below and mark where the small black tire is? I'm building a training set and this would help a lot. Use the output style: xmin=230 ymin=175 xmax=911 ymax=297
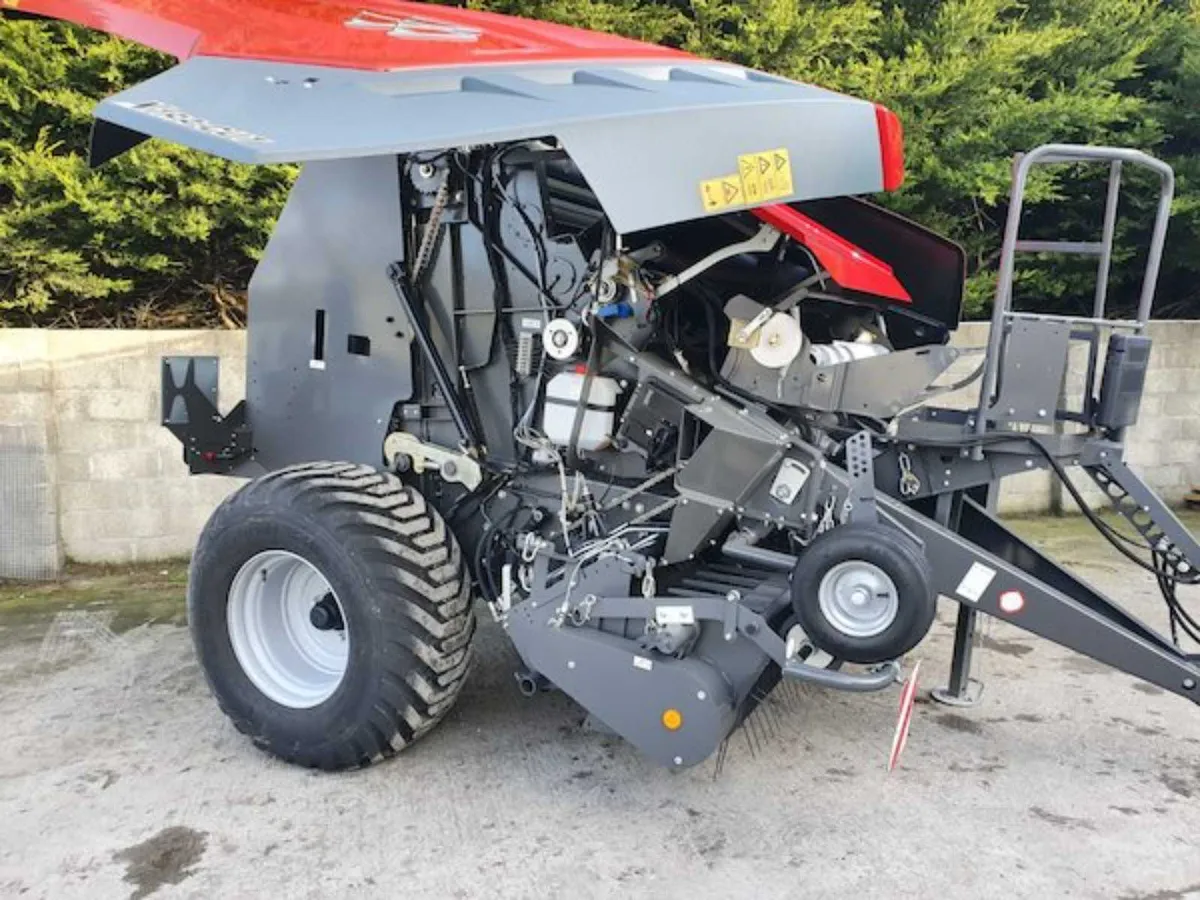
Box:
xmin=790 ymin=522 xmax=935 ymax=664
xmin=188 ymin=461 xmax=475 ymax=770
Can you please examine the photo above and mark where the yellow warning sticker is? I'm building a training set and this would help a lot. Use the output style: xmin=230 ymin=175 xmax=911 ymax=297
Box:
xmin=700 ymin=175 xmax=744 ymax=212
xmin=752 ymin=147 xmax=794 ymax=201
xmin=698 ymin=147 xmax=794 ymax=212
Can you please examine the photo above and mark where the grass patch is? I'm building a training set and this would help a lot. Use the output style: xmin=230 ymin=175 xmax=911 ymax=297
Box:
xmin=0 ymin=561 xmax=189 ymax=636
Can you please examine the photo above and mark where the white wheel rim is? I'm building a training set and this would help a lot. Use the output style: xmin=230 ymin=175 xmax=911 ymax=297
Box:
xmin=817 ymin=560 xmax=899 ymax=638
xmin=227 ymin=550 xmax=349 ymax=709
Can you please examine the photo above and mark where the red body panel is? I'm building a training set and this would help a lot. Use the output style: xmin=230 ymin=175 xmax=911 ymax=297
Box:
xmin=752 ymin=205 xmax=912 ymax=303
xmin=14 ymin=0 xmax=690 ymax=69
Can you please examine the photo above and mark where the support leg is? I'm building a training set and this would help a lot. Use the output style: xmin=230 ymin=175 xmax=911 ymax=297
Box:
xmin=932 ymin=605 xmax=983 ymax=706
xmin=931 ymin=489 xmax=985 ymax=707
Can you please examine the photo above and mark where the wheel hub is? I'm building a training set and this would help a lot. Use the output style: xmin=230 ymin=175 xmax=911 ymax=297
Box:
xmin=817 ymin=560 xmax=899 ymax=639
xmin=227 ymin=550 xmax=349 ymax=709
xmin=309 ymin=593 xmax=344 ymax=631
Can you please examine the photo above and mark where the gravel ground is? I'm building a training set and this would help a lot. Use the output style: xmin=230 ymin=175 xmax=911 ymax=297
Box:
xmin=2 ymin=517 xmax=1200 ymax=900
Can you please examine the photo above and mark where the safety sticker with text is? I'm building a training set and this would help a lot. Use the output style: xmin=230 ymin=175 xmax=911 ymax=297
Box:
xmin=700 ymin=148 xmax=794 ymax=212
xmin=955 ymin=562 xmax=996 ymax=603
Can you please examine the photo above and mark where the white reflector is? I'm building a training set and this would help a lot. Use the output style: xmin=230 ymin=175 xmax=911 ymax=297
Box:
xmin=999 ymin=590 xmax=1026 ymax=614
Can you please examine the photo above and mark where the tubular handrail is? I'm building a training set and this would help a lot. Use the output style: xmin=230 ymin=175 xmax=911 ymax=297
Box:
xmin=973 ymin=144 xmax=1175 ymax=445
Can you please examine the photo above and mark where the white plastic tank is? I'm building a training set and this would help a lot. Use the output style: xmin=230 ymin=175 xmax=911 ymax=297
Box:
xmin=542 ymin=370 xmax=620 ymax=451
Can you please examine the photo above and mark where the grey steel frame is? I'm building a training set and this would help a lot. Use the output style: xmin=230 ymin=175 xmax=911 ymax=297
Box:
xmin=933 ymin=144 xmax=1179 ymax=704
xmin=974 ymin=144 xmax=1175 ymax=446
xmin=158 ymin=138 xmax=1200 ymax=768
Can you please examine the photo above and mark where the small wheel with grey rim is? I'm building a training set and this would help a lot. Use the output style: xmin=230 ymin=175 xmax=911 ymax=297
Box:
xmin=790 ymin=522 xmax=935 ymax=664
xmin=188 ymin=461 xmax=475 ymax=770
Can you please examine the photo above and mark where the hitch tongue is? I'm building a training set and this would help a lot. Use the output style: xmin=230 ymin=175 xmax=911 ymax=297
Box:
xmin=783 ymin=658 xmax=900 ymax=692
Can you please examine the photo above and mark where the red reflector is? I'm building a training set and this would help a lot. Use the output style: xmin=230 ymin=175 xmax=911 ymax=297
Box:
xmin=999 ymin=590 xmax=1025 ymax=614
xmin=874 ymin=104 xmax=905 ymax=192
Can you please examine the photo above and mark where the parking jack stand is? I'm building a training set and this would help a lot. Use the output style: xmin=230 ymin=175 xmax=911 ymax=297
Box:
xmin=931 ymin=489 xmax=985 ymax=707
xmin=931 ymin=605 xmax=984 ymax=707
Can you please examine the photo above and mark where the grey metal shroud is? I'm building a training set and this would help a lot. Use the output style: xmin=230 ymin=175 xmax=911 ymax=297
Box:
xmin=92 ymin=58 xmax=885 ymax=232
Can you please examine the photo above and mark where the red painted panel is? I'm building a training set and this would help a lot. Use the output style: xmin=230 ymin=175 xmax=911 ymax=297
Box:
xmin=14 ymin=0 xmax=691 ymax=70
xmin=874 ymin=104 xmax=905 ymax=192
xmin=752 ymin=204 xmax=912 ymax=303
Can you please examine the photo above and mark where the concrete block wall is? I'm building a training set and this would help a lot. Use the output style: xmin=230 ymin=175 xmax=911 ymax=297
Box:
xmin=0 ymin=330 xmax=245 ymax=573
xmin=0 ymin=322 xmax=1197 ymax=573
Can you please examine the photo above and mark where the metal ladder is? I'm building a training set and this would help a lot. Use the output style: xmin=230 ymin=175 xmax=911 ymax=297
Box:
xmin=973 ymin=144 xmax=1175 ymax=439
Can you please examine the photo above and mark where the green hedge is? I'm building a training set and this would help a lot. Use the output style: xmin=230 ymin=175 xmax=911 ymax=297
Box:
xmin=1 ymin=0 xmax=1198 ymax=326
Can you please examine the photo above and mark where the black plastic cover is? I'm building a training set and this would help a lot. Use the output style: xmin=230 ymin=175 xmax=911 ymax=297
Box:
xmin=793 ymin=197 xmax=967 ymax=345
xmin=1096 ymin=333 xmax=1152 ymax=429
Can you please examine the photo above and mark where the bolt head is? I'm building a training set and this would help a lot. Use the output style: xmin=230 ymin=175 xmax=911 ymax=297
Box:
xmin=697 ymin=691 xmax=707 ymax=701
xmin=1185 ymin=678 xmax=1196 ymax=690
xmin=567 ymin=660 xmax=576 ymax=670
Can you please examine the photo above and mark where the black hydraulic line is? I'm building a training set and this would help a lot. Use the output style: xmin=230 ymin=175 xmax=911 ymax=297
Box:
xmin=455 ymin=148 xmax=562 ymax=311
xmin=387 ymin=263 xmax=481 ymax=452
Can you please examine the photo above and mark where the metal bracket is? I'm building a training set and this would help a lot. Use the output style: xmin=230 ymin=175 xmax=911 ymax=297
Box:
xmin=383 ymin=431 xmax=482 ymax=489
xmin=843 ymin=430 xmax=878 ymax=524
xmin=161 ymin=356 xmax=252 ymax=475
xmin=784 ymin=659 xmax=899 ymax=692
xmin=652 ymin=225 xmax=781 ymax=300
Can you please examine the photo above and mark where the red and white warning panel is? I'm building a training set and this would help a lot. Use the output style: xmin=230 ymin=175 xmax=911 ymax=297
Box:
xmin=888 ymin=660 xmax=921 ymax=772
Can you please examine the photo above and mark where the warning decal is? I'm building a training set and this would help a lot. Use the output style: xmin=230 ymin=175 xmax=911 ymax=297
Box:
xmin=700 ymin=175 xmax=743 ymax=212
xmin=699 ymin=148 xmax=794 ymax=212
xmin=955 ymin=561 xmax=996 ymax=603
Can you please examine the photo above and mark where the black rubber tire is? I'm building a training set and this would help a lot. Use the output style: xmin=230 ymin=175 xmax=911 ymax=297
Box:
xmin=790 ymin=522 xmax=935 ymax=664
xmin=188 ymin=461 xmax=475 ymax=770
